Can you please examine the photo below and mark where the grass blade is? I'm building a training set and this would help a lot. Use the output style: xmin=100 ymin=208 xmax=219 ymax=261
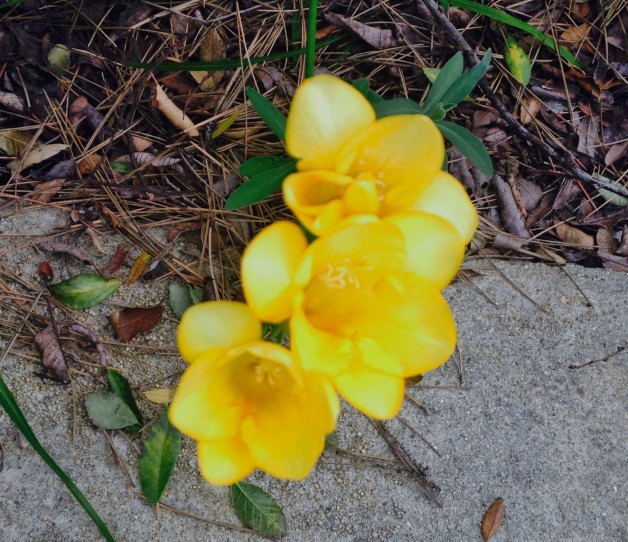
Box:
xmin=448 ymin=0 xmax=580 ymax=67
xmin=0 ymin=375 xmax=115 ymax=542
xmin=436 ymin=120 xmax=493 ymax=177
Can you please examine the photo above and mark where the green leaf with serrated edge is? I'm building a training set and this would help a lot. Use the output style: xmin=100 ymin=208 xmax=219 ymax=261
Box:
xmin=504 ymin=36 xmax=531 ymax=85
xmin=245 ymin=87 xmax=286 ymax=141
xmin=168 ymin=283 xmax=194 ymax=318
xmin=231 ymin=482 xmax=287 ymax=537
xmin=107 ymin=369 xmax=143 ymax=433
xmin=48 ymin=274 xmax=120 ymax=309
xmin=239 ymin=156 xmax=295 ymax=178
xmin=441 ymin=49 xmax=492 ymax=107
xmin=374 ymin=98 xmax=424 ymax=119
xmin=139 ymin=410 xmax=181 ymax=505
xmin=0 ymin=375 xmax=115 ymax=542
xmin=422 ymin=52 xmax=464 ymax=116
xmin=226 ymin=160 xmax=297 ymax=210
xmin=447 ymin=0 xmax=579 ymax=67
xmin=85 ymin=391 xmax=138 ymax=430
xmin=436 ymin=120 xmax=493 ymax=177
xmin=351 ymin=78 xmax=384 ymax=104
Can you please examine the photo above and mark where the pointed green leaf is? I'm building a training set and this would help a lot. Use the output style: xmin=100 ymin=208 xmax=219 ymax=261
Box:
xmin=85 ymin=391 xmax=138 ymax=430
xmin=139 ymin=410 xmax=181 ymax=505
xmin=48 ymin=274 xmax=120 ymax=309
xmin=107 ymin=369 xmax=143 ymax=433
xmin=231 ymin=482 xmax=286 ymax=537
xmin=504 ymin=36 xmax=531 ymax=85
xmin=226 ymin=159 xmax=297 ymax=210
xmin=441 ymin=49 xmax=492 ymax=107
xmin=422 ymin=67 xmax=441 ymax=84
xmin=422 ymin=52 xmax=464 ymax=115
xmin=351 ymin=78 xmax=384 ymax=104
xmin=239 ymin=155 xmax=294 ymax=178
xmin=436 ymin=120 xmax=493 ymax=177
xmin=245 ymin=87 xmax=286 ymax=140
xmin=374 ymin=98 xmax=424 ymax=119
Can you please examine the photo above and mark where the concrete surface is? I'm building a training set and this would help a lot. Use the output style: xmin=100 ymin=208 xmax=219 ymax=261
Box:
xmin=0 ymin=245 xmax=626 ymax=541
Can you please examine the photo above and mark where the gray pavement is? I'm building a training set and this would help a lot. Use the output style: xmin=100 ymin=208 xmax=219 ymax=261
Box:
xmin=0 ymin=261 xmax=626 ymax=542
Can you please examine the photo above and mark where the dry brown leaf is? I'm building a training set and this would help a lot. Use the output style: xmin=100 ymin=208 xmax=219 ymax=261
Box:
xmin=130 ymin=134 xmax=153 ymax=152
xmin=560 ymin=23 xmax=591 ymax=45
xmin=324 ymin=12 xmax=398 ymax=49
xmin=0 ymin=129 xmax=33 ymax=156
xmin=596 ymin=228 xmax=616 ymax=253
xmin=34 ymin=325 xmax=69 ymax=382
xmin=190 ymin=28 xmax=226 ymax=90
xmin=30 ymin=179 xmax=65 ymax=203
xmin=102 ymin=245 xmax=129 ymax=277
xmin=127 ymin=251 xmax=151 ymax=283
xmin=38 ymin=241 xmax=96 ymax=265
xmin=167 ymin=221 xmax=201 ymax=242
xmin=520 ymin=97 xmax=542 ymax=125
xmin=492 ymin=175 xmax=531 ymax=238
xmin=8 ymin=143 xmax=69 ymax=172
xmin=38 ymin=261 xmax=54 ymax=281
xmin=68 ymin=323 xmax=109 ymax=366
xmin=576 ymin=114 xmax=600 ymax=158
xmin=108 ymin=305 xmax=163 ymax=342
xmin=115 ymin=152 xmax=181 ymax=168
xmin=86 ymin=228 xmax=106 ymax=254
xmin=481 ymin=498 xmax=504 ymax=541
xmin=77 ymin=154 xmax=104 ymax=174
xmin=604 ymin=141 xmax=627 ymax=166
xmin=599 ymin=252 xmax=628 ymax=271
xmin=472 ymin=109 xmax=498 ymax=128
xmin=143 ymin=388 xmax=174 ymax=405
xmin=152 ymin=80 xmax=199 ymax=137
xmin=99 ymin=205 xmax=123 ymax=229
xmin=555 ymin=221 xmax=595 ymax=248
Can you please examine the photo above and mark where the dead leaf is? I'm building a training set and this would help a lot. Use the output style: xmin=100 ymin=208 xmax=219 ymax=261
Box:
xmin=604 ymin=141 xmax=627 ymax=166
xmin=100 ymin=205 xmax=123 ymax=229
xmin=599 ymin=252 xmax=628 ymax=271
xmin=481 ymin=498 xmax=504 ymax=541
xmin=152 ymin=78 xmax=199 ymax=137
xmin=77 ymin=154 xmax=104 ymax=174
xmin=130 ymin=134 xmax=153 ymax=152
xmin=38 ymin=261 xmax=54 ymax=281
xmin=323 ymin=12 xmax=398 ymax=49
xmin=127 ymin=251 xmax=151 ymax=283
xmin=34 ymin=324 xmax=69 ymax=382
xmin=0 ymin=91 xmax=26 ymax=113
xmin=30 ymin=179 xmax=65 ymax=203
xmin=0 ymin=129 xmax=33 ymax=155
xmin=38 ymin=241 xmax=95 ymax=266
xmin=8 ymin=143 xmax=69 ymax=172
xmin=520 ymin=97 xmax=542 ymax=125
xmin=108 ymin=305 xmax=164 ymax=342
xmin=492 ymin=175 xmax=531 ymax=238
xmin=67 ymin=323 xmax=109 ymax=366
xmin=190 ymin=28 xmax=226 ymax=90
xmin=596 ymin=228 xmax=616 ymax=253
xmin=575 ymin=114 xmax=600 ymax=158
xmin=103 ymin=245 xmax=129 ymax=277
xmin=517 ymin=178 xmax=543 ymax=213
xmin=560 ymin=23 xmax=591 ymax=45
xmin=86 ymin=228 xmax=106 ymax=254
xmin=166 ymin=221 xmax=201 ymax=242
xmin=472 ymin=109 xmax=498 ymax=128
xmin=115 ymin=152 xmax=181 ymax=168
xmin=143 ymin=388 xmax=174 ymax=405
xmin=555 ymin=221 xmax=595 ymax=248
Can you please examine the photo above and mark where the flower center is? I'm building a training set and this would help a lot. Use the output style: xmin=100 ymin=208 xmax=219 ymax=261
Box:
xmin=251 ymin=360 xmax=284 ymax=387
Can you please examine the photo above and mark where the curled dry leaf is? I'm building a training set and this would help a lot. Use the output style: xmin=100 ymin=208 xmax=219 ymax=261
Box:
xmin=152 ymin=80 xmax=199 ymax=137
xmin=102 ymin=245 xmax=129 ymax=277
xmin=115 ymin=152 xmax=181 ymax=168
xmin=109 ymin=305 xmax=163 ymax=343
xmin=30 ymin=179 xmax=65 ymax=204
xmin=596 ymin=228 xmax=616 ymax=254
xmin=67 ymin=323 xmax=109 ymax=366
xmin=323 ymin=12 xmax=398 ymax=49
xmin=492 ymin=175 xmax=531 ymax=238
xmin=555 ymin=221 xmax=595 ymax=248
xmin=127 ymin=251 xmax=151 ymax=283
xmin=481 ymin=498 xmax=504 ymax=541
xmin=34 ymin=324 xmax=69 ymax=381
xmin=38 ymin=241 xmax=95 ymax=266
xmin=520 ymin=97 xmax=542 ymax=125
xmin=143 ymin=388 xmax=174 ymax=405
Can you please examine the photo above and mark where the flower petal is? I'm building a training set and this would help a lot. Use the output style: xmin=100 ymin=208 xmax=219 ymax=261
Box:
xmin=177 ymin=301 xmax=261 ymax=363
xmin=385 ymin=212 xmax=465 ymax=289
xmin=169 ymin=352 xmax=243 ymax=441
xmin=197 ymin=437 xmax=255 ymax=485
xmin=286 ymin=75 xmax=375 ymax=171
xmin=241 ymin=221 xmax=307 ymax=323
xmin=393 ymin=172 xmax=479 ymax=244
xmin=337 ymin=115 xmax=444 ymax=187
xmin=334 ymin=365 xmax=405 ymax=419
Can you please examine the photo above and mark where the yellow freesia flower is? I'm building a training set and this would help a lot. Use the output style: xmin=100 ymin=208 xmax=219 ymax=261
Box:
xmin=283 ymin=74 xmax=478 ymax=240
xmin=169 ymin=301 xmax=339 ymax=485
xmin=242 ymin=220 xmax=458 ymax=419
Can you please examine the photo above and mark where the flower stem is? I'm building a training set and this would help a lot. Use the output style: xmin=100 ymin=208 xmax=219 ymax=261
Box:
xmin=305 ymin=0 xmax=318 ymax=78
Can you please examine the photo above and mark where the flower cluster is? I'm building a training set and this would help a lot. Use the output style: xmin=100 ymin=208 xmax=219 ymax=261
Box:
xmin=169 ymin=75 xmax=478 ymax=485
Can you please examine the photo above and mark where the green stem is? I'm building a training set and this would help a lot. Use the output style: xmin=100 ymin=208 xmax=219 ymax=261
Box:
xmin=305 ymin=0 xmax=319 ymax=78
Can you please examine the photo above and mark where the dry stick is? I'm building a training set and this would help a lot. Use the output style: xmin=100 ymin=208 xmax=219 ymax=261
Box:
xmin=415 ymin=0 xmax=628 ymax=200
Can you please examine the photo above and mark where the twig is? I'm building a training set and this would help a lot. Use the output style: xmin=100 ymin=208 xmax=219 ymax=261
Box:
xmin=415 ymin=0 xmax=628 ymax=200
xmin=569 ymin=345 xmax=625 ymax=369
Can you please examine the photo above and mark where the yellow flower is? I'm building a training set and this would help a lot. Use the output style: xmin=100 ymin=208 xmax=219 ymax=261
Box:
xmin=242 ymin=220 xmax=458 ymax=419
xmin=169 ymin=301 xmax=338 ymax=485
xmin=283 ymin=75 xmax=478 ymax=240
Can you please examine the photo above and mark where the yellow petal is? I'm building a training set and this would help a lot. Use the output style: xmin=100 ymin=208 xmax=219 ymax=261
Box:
xmin=286 ymin=75 xmax=375 ymax=171
xmin=342 ymin=179 xmax=381 ymax=215
xmin=385 ymin=212 xmax=465 ymax=289
xmin=197 ymin=437 xmax=255 ymax=485
xmin=241 ymin=221 xmax=307 ymax=323
xmin=337 ymin=115 xmax=444 ymax=187
xmin=177 ymin=301 xmax=261 ymax=363
xmin=334 ymin=365 xmax=405 ymax=419
xmin=169 ymin=352 xmax=243 ymax=441
xmin=393 ymin=172 xmax=479 ymax=244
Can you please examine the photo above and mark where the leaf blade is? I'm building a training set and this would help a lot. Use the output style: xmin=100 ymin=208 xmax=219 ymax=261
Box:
xmin=107 ymin=369 xmax=143 ymax=432
xmin=504 ymin=36 xmax=531 ymax=85
xmin=373 ymin=98 xmax=424 ymax=119
xmin=245 ymin=87 xmax=286 ymax=141
xmin=231 ymin=482 xmax=287 ymax=537
xmin=48 ymin=274 xmax=120 ymax=309
xmin=441 ymin=49 xmax=492 ymax=107
xmin=422 ymin=52 xmax=464 ymax=115
xmin=226 ymin=159 xmax=297 ymax=210
xmin=436 ymin=120 xmax=494 ymax=177
xmin=85 ymin=391 xmax=138 ymax=430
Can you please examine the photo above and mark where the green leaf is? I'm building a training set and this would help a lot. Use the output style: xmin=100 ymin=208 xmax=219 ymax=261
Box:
xmin=188 ymin=285 xmax=203 ymax=305
xmin=226 ymin=159 xmax=297 ymax=210
xmin=0 ymin=375 xmax=115 ymax=542
xmin=504 ymin=36 xmax=531 ymax=85
xmin=351 ymin=78 xmax=384 ymax=104
xmin=245 ymin=87 xmax=286 ymax=140
xmin=373 ymin=98 xmax=424 ymax=119
xmin=47 ymin=44 xmax=70 ymax=76
xmin=48 ymin=274 xmax=120 ymax=309
xmin=436 ymin=120 xmax=493 ymax=177
xmin=85 ymin=391 xmax=138 ymax=430
xmin=595 ymin=174 xmax=628 ymax=208
xmin=109 ymin=161 xmax=134 ymax=173
xmin=139 ymin=410 xmax=181 ymax=505
xmin=239 ymin=156 xmax=294 ymax=178
xmin=107 ymin=369 xmax=143 ymax=433
xmin=422 ymin=52 xmax=464 ymax=115
xmin=438 ymin=0 xmax=450 ymax=10
xmin=168 ymin=283 xmax=194 ymax=318
xmin=429 ymin=103 xmax=447 ymax=122
xmin=447 ymin=0 xmax=580 ymax=67
xmin=211 ymin=110 xmax=239 ymax=139
xmin=441 ymin=49 xmax=492 ymax=107
xmin=231 ymin=482 xmax=286 ymax=537
xmin=422 ymin=67 xmax=441 ymax=84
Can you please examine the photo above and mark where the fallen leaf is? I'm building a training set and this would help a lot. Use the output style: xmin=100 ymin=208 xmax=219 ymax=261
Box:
xmin=560 ymin=23 xmax=591 ymax=45
xmin=85 ymin=391 xmax=138 ymax=429
xmin=166 ymin=221 xmax=201 ymax=242
xmin=520 ymin=97 xmax=542 ymax=125
xmin=102 ymin=245 xmax=129 ymax=277
xmin=596 ymin=228 xmax=616 ymax=253
xmin=152 ymin=79 xmax=199 ymax=137
xmin=30 ymin=179 xmax=65 ymax=203
xmin=34 ymin=324 xmax=69 ymax=381
xmin=190 ymin=28 xmax=226 ymax=90
xmin=492 ymin=175 xmax=531 ymax=238
xmin=324 ymin=12 xmax=398 ymax=49
xmin=108 ymin=305 xmax=163 ymax=342
xmin=77 ymin=154 xmax=104 ymax=174
xmin=599 ymin=252 xmax=628 ymax=271
xmin=555 ymin=221 xmax=595 ymax=248
xmin=473 ymin=109 xmax=498 ymax=128
xmin=504 ymin=35 xmax=531 ymax=85
xmin=143 ymin=388 xmax=174 ymax=405
xmin=48 ymin=274 xmax=121 ymax=309
xmin=38 ymin=241 xmax=95 ymax=266
xmin=38 ymin=261 xmax=54 ymax=281
xmin=481 ymin=498 xmax=504 ymax=541
xmin=604 ymin=141 xmax=627 ymax=166
xmin=8 ymin=143 xmax=69 ymax=172
xmin=127 ymin=251 xmax=151 ymax=282
xmin=67 ymin=323 xmax=109 ymax=366
xmin=0 ymin=91 xmax=26 ymax=113
xmin=575 ymin=114 xmax=600 ymax=158
xmin=0 ymin=129 xmax=33 ymax=155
